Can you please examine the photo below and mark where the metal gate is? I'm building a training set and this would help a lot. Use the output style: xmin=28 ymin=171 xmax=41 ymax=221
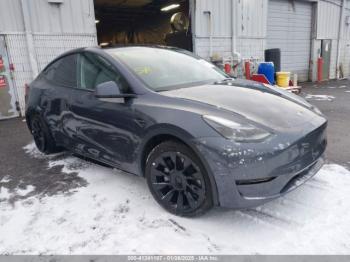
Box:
xmin=0 ymin=35 xmax=19 ymax=120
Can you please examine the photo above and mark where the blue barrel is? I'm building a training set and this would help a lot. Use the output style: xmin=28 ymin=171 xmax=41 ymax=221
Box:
xmin=258 ymin=62 xmax=275 ymax=84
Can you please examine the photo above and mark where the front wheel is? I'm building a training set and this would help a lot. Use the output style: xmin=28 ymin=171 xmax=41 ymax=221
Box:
xmin=145 ymin=141 xmax=213 ymax=217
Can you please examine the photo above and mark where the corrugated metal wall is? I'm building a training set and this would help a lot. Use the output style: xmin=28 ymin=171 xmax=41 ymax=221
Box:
xmin=312 ymin=0 xmax=350 ymax=80
xmin=194 ymin=0 xmax=267 ymax=62
xmin=237 ymin=0 xmax=267 ymax=38
xmin=267 ymin=0 xmax=313 ymax=81
xmin=0 ymin=1 xmax=24 ymax=32
xmin=0 ymin=0 xmax=97 ymax=116
xmin=341 ymin=6 xmax=350 ymax=76
xmin=194 ymin=0 xmax=232 ymax=37
xmin=194 ymin=0 xmax=350 ymax=82
xmin=0 ymin=0 xmax=96 ymax=34
xmin=317 ymin=1 xmax=341 ymax=39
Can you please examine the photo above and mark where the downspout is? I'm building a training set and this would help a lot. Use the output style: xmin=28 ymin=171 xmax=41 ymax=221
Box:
xmin=336 ymin=0 xmax=346 ymax=79
xmin=231 ymin=0 xmax=241 ymax=63
xmin=20 ymin=0 xmax=39 ymax=79
xmin=231 ymin=0 xmax=237 ymax=57
xmin=204 ymin=11 xmax=213 ymax=59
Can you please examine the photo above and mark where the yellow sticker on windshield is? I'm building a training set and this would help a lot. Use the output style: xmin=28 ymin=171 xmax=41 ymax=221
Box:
xmin=136 ymin=66 xmax=152 ymax=75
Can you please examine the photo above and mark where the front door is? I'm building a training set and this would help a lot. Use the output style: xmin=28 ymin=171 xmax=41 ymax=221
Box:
xmin=69 ymin=52 xmax=143 ymax=170
xmin=321 ymin=39 xmax=331 ymax=80
xmin=0 ymin=35 xmax=18 ymax=119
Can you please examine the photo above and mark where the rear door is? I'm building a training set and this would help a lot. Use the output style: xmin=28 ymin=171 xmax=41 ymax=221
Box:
xmin=68 ymin=51 xmax=143 ymax=169
xmin=39 ymin=54 xmax=79 ymax=147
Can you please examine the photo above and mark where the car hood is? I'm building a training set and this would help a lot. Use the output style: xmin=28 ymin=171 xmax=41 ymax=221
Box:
xmin=161 ymin=83 xmax=324 ymax=131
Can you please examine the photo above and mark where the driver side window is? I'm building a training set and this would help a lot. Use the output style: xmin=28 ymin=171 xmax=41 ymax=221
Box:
xmin=77 ymin=52 xmax=129 ymax=92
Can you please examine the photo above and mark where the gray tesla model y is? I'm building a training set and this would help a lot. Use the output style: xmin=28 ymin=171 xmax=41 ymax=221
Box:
xmin=26 ymin=46 xmax=327 ymax=216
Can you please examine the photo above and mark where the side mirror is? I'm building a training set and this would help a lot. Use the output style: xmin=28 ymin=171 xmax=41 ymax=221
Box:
xmin=94 ymin=81 xmax=136 ymax=99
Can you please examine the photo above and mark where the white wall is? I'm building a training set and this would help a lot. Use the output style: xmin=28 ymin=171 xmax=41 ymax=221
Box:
xmin=0 ymin=0 xmax=96 ymax=34
xmin=193 ymin=0 xmax=267 ymax=74
xmin=194 ymin=0 xmax=350 ymax=81
xmin=0 ymin=0 xmax=97 ymax=115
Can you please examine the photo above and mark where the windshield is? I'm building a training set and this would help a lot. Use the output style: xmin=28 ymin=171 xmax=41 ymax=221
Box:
xmin=106 ymin=47 xmax=228 ymax=91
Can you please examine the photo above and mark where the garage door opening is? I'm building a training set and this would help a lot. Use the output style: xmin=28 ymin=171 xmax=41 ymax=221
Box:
xmin=94 ymin=0 xmax=192 ymax=51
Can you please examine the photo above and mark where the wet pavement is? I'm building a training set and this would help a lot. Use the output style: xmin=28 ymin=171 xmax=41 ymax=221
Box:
xmin=301 ymin=79 xmax=350 ymax=169
xmin=0 ymin=118 xmax=87 ymax=204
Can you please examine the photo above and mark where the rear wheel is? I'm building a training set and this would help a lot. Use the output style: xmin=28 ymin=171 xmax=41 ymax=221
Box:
xmin=145 ymin=141 xmax=213 ymax=217
xmin=30 ymin=115 xmax=62 ymax=154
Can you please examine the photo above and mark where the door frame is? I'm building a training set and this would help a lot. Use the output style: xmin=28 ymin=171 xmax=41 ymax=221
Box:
xmin=321 ymin=39 xmax=332 ymax=80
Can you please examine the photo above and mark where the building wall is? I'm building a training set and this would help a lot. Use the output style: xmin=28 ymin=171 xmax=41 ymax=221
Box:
xmin=0 ymin=0 xmax=97 ymax=115
xmin=340 ymin=6 xmax=350 ymax=76
xmin=194 ymin=0 xmax=267 ymax=65
xmin=0 ymin=0 xmax=96 ymax=34
xmin=194 ymin=0 xmax=350 ymax=82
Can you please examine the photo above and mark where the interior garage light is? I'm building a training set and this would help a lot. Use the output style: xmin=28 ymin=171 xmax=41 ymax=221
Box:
xmin=161 ymin=4 xmax=180 ymax=12
xmin=99 ymin=42 xmax=109 ymax=47
xmin=95 ymin=19 xmax=100 ymax=24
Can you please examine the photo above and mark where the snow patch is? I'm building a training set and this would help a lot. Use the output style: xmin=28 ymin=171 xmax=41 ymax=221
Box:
xmin=1 ymin=144 xmax=350 ymax=254
xmin=0 ymin=176 xmax=10 ymax=183
xmin=23 ymin=142 xmax=48 ymax=159
xmin=305 ymin=95 xmax=335 ymax=101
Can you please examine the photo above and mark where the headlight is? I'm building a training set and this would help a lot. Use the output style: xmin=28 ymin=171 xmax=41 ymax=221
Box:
xmin=203 ymin=115 xmax=271 ymax=142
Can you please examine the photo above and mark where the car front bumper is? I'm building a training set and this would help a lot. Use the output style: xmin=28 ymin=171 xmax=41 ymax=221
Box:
xmin=192 ymin=122 xmax=327 ymax=209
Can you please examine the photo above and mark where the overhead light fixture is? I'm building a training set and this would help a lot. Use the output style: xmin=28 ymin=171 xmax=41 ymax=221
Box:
xmin=161 ymin=3 xmax=180 ymax=12
xmin=95 ymin=19 xmax=100 ymax=24
xmin=99 ymin=42 xmax=109 ymax=47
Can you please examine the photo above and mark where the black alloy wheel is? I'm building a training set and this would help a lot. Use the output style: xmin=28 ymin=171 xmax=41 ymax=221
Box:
xmin=30 ymin=115 xmax=62 ymax=154
xmin=31 ymin=116 xmax=46 ymax=152
xmin=146 ymin=141 xmax=213 ymax=216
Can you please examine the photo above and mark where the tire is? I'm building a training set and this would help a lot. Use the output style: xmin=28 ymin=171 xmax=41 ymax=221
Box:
xmin=30 ymin=115 xmax=63 ymax=154
xmin=145 ymin=141 xmax=213 ymax=217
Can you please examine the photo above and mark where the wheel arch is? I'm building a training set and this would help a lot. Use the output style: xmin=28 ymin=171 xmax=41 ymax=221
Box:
xmin=139 ymin=125 xmax=219 ymax=206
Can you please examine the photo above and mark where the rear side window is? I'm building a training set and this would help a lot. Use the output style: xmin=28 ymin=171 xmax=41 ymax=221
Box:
xmin=78 ymin=52 xmax=129 ymax=92
xmin=43 ymin=54 xmax=77 ymax=88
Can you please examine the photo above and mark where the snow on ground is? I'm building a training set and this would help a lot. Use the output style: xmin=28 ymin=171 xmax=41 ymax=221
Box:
xmin=1 ymin=142 xmax=350 ymax=255
xmin=305 ymin=94 xmax=335 ymax=101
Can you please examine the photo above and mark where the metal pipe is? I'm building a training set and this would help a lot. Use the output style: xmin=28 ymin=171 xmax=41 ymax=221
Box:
xmin=231 ymin=0 xmax=236 ymax=56
xmin=336 ymin=0 xmax=346 ymax=79
xmin=20 ymin=0 xmax=39 ymax=78
xmin=204 ymin=11 xmax=212 ymax=59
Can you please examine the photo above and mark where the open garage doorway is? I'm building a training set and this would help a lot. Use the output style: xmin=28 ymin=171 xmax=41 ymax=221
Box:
xmin=94 ymin=0 xmax=192 ymax=51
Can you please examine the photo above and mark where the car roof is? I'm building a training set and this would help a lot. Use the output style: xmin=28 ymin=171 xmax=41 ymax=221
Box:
xmin=52 ymin=45 xmax=182 ymax=62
